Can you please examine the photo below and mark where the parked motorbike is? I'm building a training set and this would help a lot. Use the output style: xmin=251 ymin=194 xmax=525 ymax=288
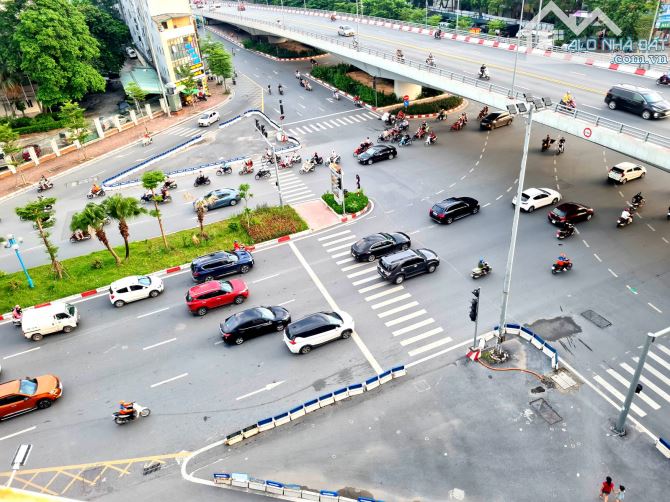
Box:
xmin=254 ymin=168 xmax=272 ymax=180
xmin=216 ymin=164 xmax=232 ymax=175
xmin=551 ymin=261 xmax=573 ymax=274
xmin=193 ymin=175 xmax=211 ymax=187
xmin=37 ymin=181 xmax=54 ymax=193
xmin=471 ymin=264 xmax=492 ymax=279
xmin=70 ymin=231 xmax=92 ymax=243
xmin=87 ymin=188 xmax=106 ymax=199
xmin=114 ymin=403 xmax=151 ymax=425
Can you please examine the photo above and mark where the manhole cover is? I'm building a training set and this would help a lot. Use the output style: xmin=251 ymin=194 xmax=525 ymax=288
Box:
xmin=581 ymin=310 xmax=612 ymax=328
xmin=529 ymin=398 xmax=562 ymax=425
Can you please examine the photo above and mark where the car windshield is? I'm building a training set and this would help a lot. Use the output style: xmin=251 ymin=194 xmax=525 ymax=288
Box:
xmin=19 ymin=379 xmax=38 ymax=395
xmin=200 ymin=113 xmax=210 ymax=119
xmin=521 ymin=193 xmax=530 ymax=202
xmin=67 ymin=304 xmax=75 ymax=316
xmin=642 ymin=92 xmax=663 ymax=104
xmin=222 ymin=315 xmax=240 ymax=331
xmin=219 ymin=281 xmax=233 ymax=293
xmin=488 ymin=113 xmax=501 ymax=119
xmin=320 ymin=312 xmax=343 ymax=325
xmin=552 ymin=207 xmax=567 ymax=217
xmin=138 ymin=276 xmax=151 ymax=286
xmin=610 ymin=167 xmax=624 ymax=174
xmin=431 ymin=204 xmax=445 ymax=214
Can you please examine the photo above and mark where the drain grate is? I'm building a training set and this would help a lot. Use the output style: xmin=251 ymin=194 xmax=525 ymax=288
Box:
xmin=581 ymin=310 xmax=612 ymax=329
xmin=529 ymin=398 xmax=563 ymax=425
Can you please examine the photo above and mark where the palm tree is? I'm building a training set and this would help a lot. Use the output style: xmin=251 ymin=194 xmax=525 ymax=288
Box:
xmin=15 ymin=196 xmax=64 ymax=279
xmin=70 ymin=203 xmax=121 ymax=265
xmin=194 ymin=197 xmax=212 ymax=239
xmin=141 ymin=170 xmax=169 ymax=249
xmin=103 ymin=194 xmax=147 ymax=260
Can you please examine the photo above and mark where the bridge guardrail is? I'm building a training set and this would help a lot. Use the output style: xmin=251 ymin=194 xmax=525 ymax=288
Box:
xmin=212 ymin=10 xmax=670 ymax=151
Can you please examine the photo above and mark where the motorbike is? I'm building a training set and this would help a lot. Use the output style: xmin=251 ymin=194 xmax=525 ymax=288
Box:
xmin=37 ymin=181 xmax=54 ymax=193
xmin=333 ymin=91 xmax=341 ymax=101
xmin=193 ymin=175 xmax=211 ymax=187
xmin=556 ymin=140 xmax=565 ymax=155
xmin=12 ymin=308 xmax=22 ymax=327
xmin=305 ymin=82 xmax=312 ymax=91
xmin=278 ymin=86 xmax=284 ymax=95
xmin=216 ymin=164 xmax=232 ymax=175
xmin=478 ymin=70 xmax=491 ymax=80
xmin=617 ymin=215 xmax=633 ymax=228
xmin=541 ymin=139 xmax=554 ymax=152
xmin=559 ymin=99 xmax=576 ymax=109
xmin=70 ymin=231 xmax=92 ymax=243
xmin=413 ymin=128 xmax=427 ymax=140
xmin=141 ymin=136 xmax=153 ymax=147
xmin=436 ymin=112 xmax=448 ymax=122
xmin=288 ymin=153 xmax=302 ymax=164
xmin=556 ymin=225 xmax=575 ymax=240
xmin=114 ymin=403 xmax=151 ymax=425
xmin=471 ymin=264 xmax=492 ymax=279
xmin=354 ymin=142 xmax=372 ymax=156
xmin=477 ymin=107 xmax=489 ymax=121
xmin=396 ymin=120 xmax=409 ymax=131
xmin=450 ymin=119 xmax=465 ymax=131
xmin=425 ymin=134 xmax=437 ymax=146
xmin=551 ymin=261 xmax=573 ymax=274
xmin=87 ymin=188 xmax=106 ymax=199
xmin=434 ymin=30 xmax=442 ymax=39
xmin=141 ymin=193 xmax=172 ymax=204
xmin=310 ymin=154 xmax=324 ymax=165
xmin=262 ymin=152 xmax=281 ymax=163
xmin=328 ymin=153 xmax=341 ymax=164
xmin=163 ymin=180 xmax=178 ymax=189
xmin=631 ymin=193 xmax=645 ymax=207
xmin=300 ymin=160 xmax=317 ymax=174
xmin=657 ymin=76 xmax=670 ymax=86
xmin=239 ymin=165 xmax=254 ymax=175
xmin=398 ymin=135 xmax=413 ymax=147
xmin=255 ymin=168 xmax=272 ymax=180
xmin=354 ymin=99 xmax=363 ymax=108
xmin=278 ymin=159 xmax=292 ymax=170
xmin=33 ymin=215 xmax=54 ymax=229
xmin=426 ymin=58 xmax=436 ymax=67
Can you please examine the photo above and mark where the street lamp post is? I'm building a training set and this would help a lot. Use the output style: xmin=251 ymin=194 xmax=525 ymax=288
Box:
xmin=613 ymin=325 xmax=670 ymax=435
xmin=455 ymin=0 xmax=460 ymax=34
xmin=4 ymin=234 xmax=34 ymax=289
xmin=255 ymin=125 xmax=284 ymax=208
xmin=510 ymin=0 xmax=526 ymax=97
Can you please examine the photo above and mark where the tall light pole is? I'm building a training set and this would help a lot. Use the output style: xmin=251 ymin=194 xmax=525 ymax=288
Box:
xmin=455 ymin=0 xmax=460 ymax=34
xmin=533 ymin=0 xmax=544 ymax=50
xmin=425 ymin=0 xmax=428 ymax=28
xmin=510 ymin=0 xmax=526 ymax=98
xmin=255 ymin=125 xmax=283 ymax=207
xmin=4 ymin=233 xmax=34 ymax=288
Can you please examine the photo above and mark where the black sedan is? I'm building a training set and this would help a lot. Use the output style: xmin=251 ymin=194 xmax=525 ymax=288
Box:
xmin=357 ymin=144 xmax=397 ymax=165
xmin=429 ymin=196 xmax=480 ymax=224
xmin=480 ymin=111 xmax=514 ymax=130
xmin=350 ymin=232 xmax=411 ymax=262
xmin=547 ymin=202 xmax=594 ymax=226
xmin=219 ymin=306 xmax=291 ymax=345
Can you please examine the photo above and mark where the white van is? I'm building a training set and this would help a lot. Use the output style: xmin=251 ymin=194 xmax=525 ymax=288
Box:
xmin=21 ymin=303 xmax=80 ymax=341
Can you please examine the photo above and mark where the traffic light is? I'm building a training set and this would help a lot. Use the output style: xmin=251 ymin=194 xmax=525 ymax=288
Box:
xmin=337 ymin=176 xmax=342 ymax=190
xmin=469 ymin=288 xmax=480 ymax=322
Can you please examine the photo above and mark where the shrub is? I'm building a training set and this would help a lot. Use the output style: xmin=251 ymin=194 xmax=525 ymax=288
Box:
xmin=310 ymin=64 xmax=400 ymax=107
xmin=243 ymin=39 xmax=324 ymax=58
xmin=91 ymin=258 xmax=103 ymax=269
xmin=227 ymin=221 xmax=239 ymax=232
xmin=399 ymin=96 xmax=463 ymax=115
xmin=7 ymin=279 xmax=22 ymax=291
xmin=239 ymin=206 xmax=307 ymax=242
xmin=322 ymin=190 xmax=369 ymax=215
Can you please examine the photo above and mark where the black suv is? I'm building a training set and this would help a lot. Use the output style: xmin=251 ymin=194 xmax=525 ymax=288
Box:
xmin=429 ymin=196 xmax=479 ymax=224
xmin=377 ymin=248 xmax=440 ymax=284
xmin=604 ymin=84 xmax=670 ymax=120
xmin=190 ymin=250 xmax=254 ymax=282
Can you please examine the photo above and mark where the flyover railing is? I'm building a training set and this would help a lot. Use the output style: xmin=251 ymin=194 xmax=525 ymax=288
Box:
xmin=237 ymin=2 xmax=666 ymax=70
xmin=210 ymin=10 xmax=670 ymax=150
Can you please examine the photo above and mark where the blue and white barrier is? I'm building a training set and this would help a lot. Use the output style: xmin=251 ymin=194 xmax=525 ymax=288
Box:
xmin=487 ymin=323 xmax=560 ymax=369
xmin=657 ymin=437 xmax=670 ymax=459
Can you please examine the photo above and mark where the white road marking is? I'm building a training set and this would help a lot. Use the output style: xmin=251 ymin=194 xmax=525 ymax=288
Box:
xmin=322 ymin=235 xmax=357 ymax=246
xmin=593 ymin=375 xmax=646 ymax=417
xmin=289 ymin=242 xmax=382 ymax=374
xmin=346 ymin=266 xmax=378 ymax=278
xmin=3 ymin=347 xmax=41 ymax=360
xmin=506 ymin=186 xmax=513 ymax=192
xmin=495 ymin=195 xmax=502 ymax=200
xmin=252 ymin=273 xmax=281 ymax=284
xmin=331 ymin=250 xmax=352 ymax=258
xmin=341 ymin=262 xmax=371 ymax=272
xmin=435 ymin=189 xmax=444 ymax=195
xmin=371 ymin=293 xmax=412 ymax=310
xmin=646 ymin=224 xmax=656 ymax=232
xmin=571 ymin=71 xmax=586 ymax=76
xmin=377 ymin=301 xmax=419 ymax=318
xmin=137 ymin=307 xmax=170 ymax=319
xmin=606 ymin=369 xmax=660 ymax=410
xmin=408 ymin=336 xmax=453 ymax=357
xmin=626 ymin=285 xmax=638 ymax=295
xmin=662 ymin=237 xmax=669 ymax=244
xmin=236 ymin=381 xmax=285 ymax=401
xmin=0 ymin=426 xmax=37 ymax=442
xmin=364 ymin=286 xmax=404 ymax=302
xmin=384 ymin=309 xmax=427 ymax=327
xmin=648 ymin=303 xmax=663 ymax=314
xmin=325 ymin=241 xmax=358 ymax=252
xmin=618 ymin=191 xmax=624 ymax=198
xmin=620 ymin=362 xmax=670 ymax=403
xmin=582 ymin=240 xmax=590 ymax=248
xmin=400 ymin=327 xmax=444 ymax=346
xmin=409 ymin=229 xmax=421 ymax=235
xmin=278 ymin=299 xmax=295 ymax=306
xmin=393 ymin=318 xmax=435 ymax=337
xmin=632 ymin=357 xmax=670 ymax=386
xmin=357 ymin=282 xmax=387 ymax=294
xmin=483 ymin=202 xmax=491 ymax=208
xmin=469 ymin=168 xmax=474 ymax=173
xmin=143 ymin=337 xmax=177 ymax=351
xmin=647 ymin=350 xmax=670 ymax=371
xmin=150 ymin=372 xmax=188 ymax=388
xmin=406 ymin=338 xmax=470 ymax=368
xmin=581 ymin=104 xmax=599 ymax=110
xmin=593 ymin=253 xmax=602 ymax=262
xmin=460 ymin=175 xmax=466 ymax=180
xmin=449 ymin=183 xmax=456 ymax=188
xmin=336 ymin=257 xmax=354 ymax=265
xmin=352 ymin=275 xmax=380 ymax=286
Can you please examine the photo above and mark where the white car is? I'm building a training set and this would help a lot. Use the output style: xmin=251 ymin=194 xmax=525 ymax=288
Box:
xmin=512 ymin=187 xmax=561 ymax=213
xmin=126 ymin=47 xmax=137 ymax=59
xmin=109 ymin=275 xmax=164 ymax=308
xmin=608 ymin=162 xmax=646 ymax=184
xmin=338 ymin=25 xmax=355 ymax=37
xmin=198 ymin=111 xmax=220 ymax=127
xmin=283 ymin=311 xmax=354 ymax=354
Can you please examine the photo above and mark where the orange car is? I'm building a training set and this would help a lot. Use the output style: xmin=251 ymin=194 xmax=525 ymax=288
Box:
xmin=0 ymin=375 xmax=63 ymax=420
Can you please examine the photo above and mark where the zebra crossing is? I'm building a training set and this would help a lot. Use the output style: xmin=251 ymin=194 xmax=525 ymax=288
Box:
xmin=317 ymin=227 xmax=457 ymax=361
xmin=272 ymin=168 xmax=316 ymax=204
xmin=169 ymin=125 xmax=201 ymax=138
xmin=286 ymin=111 xmax=379 ymax=137
xmin=591 ymin=343 xmax=670 ymax=420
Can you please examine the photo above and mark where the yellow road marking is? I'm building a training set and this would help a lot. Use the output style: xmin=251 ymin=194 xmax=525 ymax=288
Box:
xmin=12 ymin=475 xmax=59 ymax=496
xmin=117 ymin=462 xmax=133 ymax=478
xmin=90 ymin=465 xmax=108 ymax=486
xmin=302 ymin=20 xmax=605 ymax=96
xmin=59 ymin=469 xmax=96 ymax=486
xmin=22 ymin=472 xmax=38 ymax=490
xmin=60 ymin=469 xmax=85 ymax=495
xmin=41 ymin=472 xmax=61 ymax=494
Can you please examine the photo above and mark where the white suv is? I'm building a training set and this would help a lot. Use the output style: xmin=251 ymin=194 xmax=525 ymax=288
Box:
xmin=198 ymin=111 xmax=220 ymax=127
xmin=283 ymin=311 xmax=354 ymax=354
xmin=608 ymin=162 xmax=646 ymax=184
xmin=109 ymin=276 xmax=164 ymax=308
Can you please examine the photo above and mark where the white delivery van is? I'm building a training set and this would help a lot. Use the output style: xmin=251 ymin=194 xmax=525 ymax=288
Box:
xmin=21 ymin=303 xmax=80 ymax=341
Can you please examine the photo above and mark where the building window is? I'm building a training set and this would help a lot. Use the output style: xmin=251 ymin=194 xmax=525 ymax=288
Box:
xmin=161 ymin=21 xmax=168 ymax=30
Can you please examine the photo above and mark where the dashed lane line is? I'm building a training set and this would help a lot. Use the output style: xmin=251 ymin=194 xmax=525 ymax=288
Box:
xmin=252 ymin=273 xmax=281 ymax=284
xmin=150 ymin=372 xmax=188 ymax=388
xmin=0 ymin=426 xmax=36 ymax=442
xmin=648 ymin=303 xmax=663 ymax=314
xmin=582 ymin=240 xmax=590 ymax=248
xmin=3 ymin=347 xmax=40 ymax=360
xmin=137 ymin=307 xmax=169 ymax=319
xmin=626 ymin=285 xmax=639 ymax=295
xmin=593 ymin=253 xmax=602 ymax=262
xmin=143 ymin=338 xmax=177 ymax=351
xmin=608 ymin=268 xmax=618 ymax=278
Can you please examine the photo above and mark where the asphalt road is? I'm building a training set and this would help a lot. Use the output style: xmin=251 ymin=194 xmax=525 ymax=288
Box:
xmin=206 ymin=4 xmax=670 ymax=135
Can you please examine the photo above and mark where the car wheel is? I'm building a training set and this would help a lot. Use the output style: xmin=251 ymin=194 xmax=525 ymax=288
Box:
xmin=586 ymin=214 xmax=592 ymax=221
xmin=341 ymin=329 xmax=352 ymax=339
xmin=37 ymin=399 xmax=52 ymax=410
xmin=234 ymin=337 xmax=245 ymax=345
xmin=641 ymin=110 xmax=651 ymax=120
xmin=114 ymin=300 xmax=125 ymax=308
xmin=388 ymin=154 xmax=394 ymax=160
xmin=527 ymin=206 xmax=535 ymax=213
xmin=367 ymin=159 xmax=374 ymax=165
xmin=552 ymin=198 xmax=558 ymax=204
xmin=472 ymin=206 xmax=480 ymax=214
xmin=394 ymin=275 xmax=405 ymax=284
xmin=427 ymin=264 xmax=437 ymax=273
xmin=621 ymin=178 xmax=627 ymax=184
xmin=299 ymin=345 xmax=312 ymax=354
xmin=63 ymin=325 xmax=73 ymax=333
xmin=240 ymin=265 xmax=250 ymax=273
xmin=204 ymin=275 xmax=214 ymax=282
xmin=367 ymin=254 xmax=375 ymax=262
xmin=31 ymin=333 xmax=43 ymax=341
xmin=276 ymin=324 xmax=285 ymax=331
xmin=401 ymin=243 xmax=409 ymax=251
xmin=234 ymin=295 xmax=245 ymax=305
xmin=197 ymin=307 xmax=208 ymax=316
xmin=640 ymin=172 xmax=646 ymax=178
xmin=445 ymin=217 xmax=453 ymax=224
xmin=230 ymin=199 xmax=237 ymax=206
xmin=149 ymin=290 xmax=160 ymax=298
xmin=608 ymin=101 xmax=617 ymax=110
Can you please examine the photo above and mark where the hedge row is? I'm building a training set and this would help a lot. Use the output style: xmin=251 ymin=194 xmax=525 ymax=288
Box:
xmin=243 ymin=39 xmax=324 ymax=58
xmin=0 ymin=112 xmax=68 ymax=135
xmin=310 ymin=64 xmax=399 ymax=107
xmin=401 ymin=96 xmax=463 ymax=115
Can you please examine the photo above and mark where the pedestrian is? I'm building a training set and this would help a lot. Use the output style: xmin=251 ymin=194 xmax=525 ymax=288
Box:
xmin=267 ymin=84 xmax=272 ymax=95
xmin=614 ymin=486 xmax=625 ymax=501
xmin=600 ymin=476 xmax=615 ymax=501
xmin=355 ymin=174 xmax=360 ymax=191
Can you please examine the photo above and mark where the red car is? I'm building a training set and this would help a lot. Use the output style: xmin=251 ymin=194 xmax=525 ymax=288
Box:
xmin=0 ymin=375 xmax=63 ymax=420
xmin=186 ymin=279 xmax=248 ymax=316
xmin=547 ymin=202 xmax=594 ymax=226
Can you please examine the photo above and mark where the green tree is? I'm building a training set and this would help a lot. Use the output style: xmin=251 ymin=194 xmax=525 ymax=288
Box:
xmin=70 ymin=202 xmax=121 ymax=265
xmin=238 ymin=183 xmax=253 ymax=227
xmin=124 ymin=82 xmax=148 ymax=131
xmin=458 ymin=16 xmax=474 ymax=29
xmin=193 ymin=198 xmax=213 ymax=239
xmin=60 ymin=100 xmax=90 ymax=159
xmin=141 ymin=170 xmax=169 ymax=249
xmin=13 ymin=0 xmax=105 ymax=107
xmin=0 ymin=123 xmax=21 ymax=175
xmin=175 ymin=65 xmax=197 ymax=105
xmin=207 ymin=46 xmax=234 ymax=90
xmin=15 ymin=197 xmax=64 ymax=279
xmin=74 ymin=0 xmax=130 ymax=74
xmin=488 ymin=19 xmax=506 ymax=34
xmin=102 ymin=194 xmax=147 ymax=260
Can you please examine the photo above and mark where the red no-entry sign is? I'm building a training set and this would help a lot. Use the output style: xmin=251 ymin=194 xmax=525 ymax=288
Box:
xmin=583 ymin=127 xmax=592 ymax=138
xmin=403 ymin=95 xmax=409 ymax=102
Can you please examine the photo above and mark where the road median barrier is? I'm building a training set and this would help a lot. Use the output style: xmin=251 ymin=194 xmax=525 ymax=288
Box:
xmin=657 ymin=437 xmax=670 ymax=459
xmin=478 ymin=323 xmax=559 ymax=369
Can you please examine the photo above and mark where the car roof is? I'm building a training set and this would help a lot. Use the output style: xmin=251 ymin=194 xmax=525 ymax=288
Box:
xmin=382 ymin=249 xmax=420 ymax=263
xmin=110 ymin=275 xmax=144 ymax=289
xmin=289 ymin=312 xmax=336 ymax=333
xmin=612 ymin=83 xmax=651 ymax=93
xmin=435 ymin=196 xmax=475 ymax=207
xmin=613 ymin=161 xmax=642 ymax=170
xmin=0 ymin=379 xmax=20 ymax=395
xmin=524 ymin=188 xmax=551 ymax=196
xmin=556 ymin=201 xmax=585 ymax=210
xmin=192 ymin=251 xmax=231 ymax=264
xmin=189 ymin=280 xmax=229 ymax=295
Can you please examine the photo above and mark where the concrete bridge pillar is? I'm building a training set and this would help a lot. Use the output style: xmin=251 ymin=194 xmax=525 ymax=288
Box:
xmin=393 ymin=81 xmax=422 ymax=99
xmin=267 ymin=36 xmax=288 ymax=43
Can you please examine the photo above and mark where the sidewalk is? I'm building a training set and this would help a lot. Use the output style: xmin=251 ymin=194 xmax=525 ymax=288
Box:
xmin=0 ymin=86 xmax=232 ymax=200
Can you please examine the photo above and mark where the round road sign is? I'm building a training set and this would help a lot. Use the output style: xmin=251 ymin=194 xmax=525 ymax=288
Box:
xmin=583 ymin=127 xmax=592 ymax=138
xmin=403 ymin=95 xmax=409 ymax=102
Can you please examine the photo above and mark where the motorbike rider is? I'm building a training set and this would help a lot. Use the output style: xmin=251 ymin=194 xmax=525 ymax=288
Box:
xmin=396 ymin=49 xmax=404 ymax=61
xmin=436 ymin=108 xmax=447 ymax=121
xmin=434 ymin=28 xmax=442 ymax=39
xmin=233 ymin=240 xmax=242 ymax=252
xmin=305 ymin=81 xmax=312 ymax=91
xmin=39 ymin=175 xmax=49 ymax=190
xmin=426 ymin=131 xmax=437 ymax=144
xmin=632 ymin=192 xmax=644 ymax=205
xmin=311 ymin=152 xmax=321 ymax=164
xmin=542 ymin=134 xmax=551 ymax=150
xmin=330 ymin=149 xmax=339 ymax=163
xmin=620 ymin=206 xmax=633 ymax=223
xmin=73 ymin=227 xmax=86 ymax=240
xmin=561 ymin=90 xmax=574 ymax=107
xmin=560 ymin=222 xmax=575 ymax=236
xmin=353 ymin=95 xmax=361 ymax=106
xmin=477 ymin=258 xmax=490 ymax=273
xmin=557 ymin=136 xmax=566 ymax=153
xmin=91 ymin=183 xmax=102 ymax=195
xmin=196 ymin=170 xmax=208 ymax=184
xmin=330 ymin=13 xmax=336 ymax=21
xmin=660 ymin=72 xmax=670 ymax=84
xmin=555 ymin=253 xmax=571 ymax=270
xmin=396 ymin=110 xmax=405 ymax=121
xmin=278 ymin=84 xmax=283 ymax=94
xmin=333 ymin=90 xmax=340 ymax=100
xmin=479 ymin=64 xmax=488 ymax=78
xmin=160 ymin=186 xmax=169 ymax=200
xmin=381 ymin=111 xmax=391 ymax=124
xmin=118 ymin=401 xmax=135 ymax=417
xmin=12 ymin=305 xmax=22 ymax=319
xmin=426 ymin=52 xmax=435 ymax=66
xmin=295 ymin=70 xmax=301 ymax=79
